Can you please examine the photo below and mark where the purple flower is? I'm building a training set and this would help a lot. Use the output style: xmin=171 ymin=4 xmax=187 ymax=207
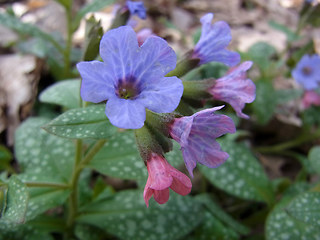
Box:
xmin=169 ymin=106 xmax=236 ymax=177
xmin=208 ymin=61 xmax=256 ymax=119
xmin=192 ymin=13 xmax=240 ymax=67
xmin=77 ymin=26 xmax=183 ymax=129
xmin=126 ymin=1 xmax=146 ymax=19
xmin=292 ymin=54 xmax=320 ymax=90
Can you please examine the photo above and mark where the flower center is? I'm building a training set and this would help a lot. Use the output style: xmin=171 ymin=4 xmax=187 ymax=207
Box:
xmin=116 ymin=78 xmax=140 ymax=100
xmin=302 ymin=66 xmax=312 ymax=76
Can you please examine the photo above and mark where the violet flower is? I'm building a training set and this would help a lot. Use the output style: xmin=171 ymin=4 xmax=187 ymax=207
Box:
xmin=143 ymin=153 xmax=192 ymax=207
xmin=192 ymin=13 xmax=240 ymax=66
xmin=208 ymin=61 xmax=256 ymax=119
xmin=292 ymin=54 xmax=320 ymax=90
xmin=77 ymin=26 xmax=183 ymax=129
xmin=169 ymin=106 xmax=236 ymax=177
xmin=126 ymin=1 xmax=146 ymax=19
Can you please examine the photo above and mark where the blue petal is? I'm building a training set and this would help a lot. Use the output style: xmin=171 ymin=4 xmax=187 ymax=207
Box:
xmin=99 ymin=26 xmax=139 ymax=80
xmin=134 ymin=36 xmax=177 ymax=85
xmin=137 ymin=76 xmax=183 ymax=113
xmin=105 ymin=97 xmax=146 ymax=129
xmin=194 ymin=13 xmax=240 ymax=66
xmin=77 ymin=61 xmax=116 ymax=103
xmin=126 ymin=1 xmax=146 ymax=19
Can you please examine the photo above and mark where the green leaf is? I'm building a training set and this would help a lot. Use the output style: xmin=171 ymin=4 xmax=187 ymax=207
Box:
xmin=77 ymin=190 xmax=203 ymax=240
xmin=196 ymin=194 xmax=250 ymax=235
xmin=199 ymin=138 xmax=274 ymax=204
xmin=275 ymin=89 xmax=303 ymax=104
xmin=269 ymin=21 xmax=300 ymax=42
xmin=75 ymin=223 xmax=105 ymax=240
xmin=88 ymin=131 xmax=184 ymax=180
xmin=43 ymin=105 xmax=117 ymax=139
xmin=302 ymin=106 xmax=320 ymax=126
xmin=55 ymin=0 xmax=72 ymax=9
xmin=266 ymin=183 xmax=320 ymax=240
xmin=0 ymin=145 xmax=12 ymax=171
xmin=72 ymin=0 xmax=115 ymax=32
xmin=300 ymin=3 xmax=320 ymax=27
xmin=309 ymin=146 xmax=320 ymax=175
xmin=287 ymin=191 xmax=320 ymax=228
xmin=15 ymin=117 xmax=74 ymax=183
xmin=0 ymin=224 xmax=55 ymax=240
xmin=248 ymin=42 xmax=276 ymax=71
xmin=0 ymin=13 xmax=63 ymax=54
xmin=39 ymin=79 xmax=81 ymax=109
xmin=194 ymin=212 xmax=239 ymax=240
xmin=0 ymin=176 xmax=29 ymax=229
xmin=82 ymin=16 xmax=104 ymax=61
xmin=25 ymin=188 xmax=70 ymax=221
xmin=252 ymin=81 xmax=277 ymax=125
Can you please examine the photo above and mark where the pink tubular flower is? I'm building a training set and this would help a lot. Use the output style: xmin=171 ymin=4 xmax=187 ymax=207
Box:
xmin=208 ymin=61 xmax=256 ymax=119
xmin=169 ymin=106 xmax=236 ymax=177
xmin=143 ymin=153 xmax=192 ymax=207
xmin=302 ymin=90 xmax=320 ymax=109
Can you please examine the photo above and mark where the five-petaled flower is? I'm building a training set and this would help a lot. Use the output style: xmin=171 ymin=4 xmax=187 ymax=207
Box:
xmin=208 ymin=61 xmax=256 ymax=119
xmin=169 ymin=106 xmax=236 ymax=177
xmin=143 ymin=153 xmax=192 ymax=207
xmin=77 ymin=26 xmax=183 ymax=129
xmin=292 ymin=54 xmax=320 ymax=90
xmin=192 ymin=13 xmax=240 ymax=67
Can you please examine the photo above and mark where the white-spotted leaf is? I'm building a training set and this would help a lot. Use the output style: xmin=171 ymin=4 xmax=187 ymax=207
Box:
xmin=0 ymin=176 xmax=29 ymax=229
xmin=15 ymin=117 xmax=74 ymax=183
xmin=77 ymin=190 xmax=203 ymax=240
xmin=199 ymin=139 xmax=274 ymax=204
xmin=39 ymin=79 xmax=81 ymax=109
xmin=43 ymin=105 xmax=117 ymax=139
xmin=287 ymin=191 xmax=320 ymax=228
xmin=309 ymin=147 xmax=320 ymax=175
xmin=88 ymin=131 xmax=184 ymax=180
xmin=266 ymin=184 xmax=320 ymax=240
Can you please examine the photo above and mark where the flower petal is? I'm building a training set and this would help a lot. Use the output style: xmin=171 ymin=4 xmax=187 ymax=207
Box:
xmin=169 ymin=167 xmax=192 ymax=195
xmin=193 ymin=13 xmax=240 ymax=66
xmin=99 ymin=26 xmax=139 ymax=80
xmin=143 ymin=176 xmax=153 ymax=207
xmin=153 ymin=188 xmax=170 ymax=204
xmin=105 ymin=97 xmax=146 ymax=129
xmin=137 ymin=76 xmax=183 ymax=113
xmin=210 ymin=61 xmax=256 ymax=118
xmin=77 ymin=61 xmax=116 ymax=103
xmin=126 ymin=0 xmax=146 ymax=19
xmin=133 ymin=36 xmax=177 ymax=84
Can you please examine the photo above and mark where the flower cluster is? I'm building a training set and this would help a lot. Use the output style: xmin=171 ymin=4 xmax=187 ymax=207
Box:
xmin=77 ymin=12 xmax=256 ymax=206
xmin=292 ymin=54 xmax=320 ymax=108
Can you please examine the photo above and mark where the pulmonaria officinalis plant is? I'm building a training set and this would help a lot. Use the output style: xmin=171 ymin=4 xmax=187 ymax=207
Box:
xmin=77 ymin=12 xmax=255 ymax=206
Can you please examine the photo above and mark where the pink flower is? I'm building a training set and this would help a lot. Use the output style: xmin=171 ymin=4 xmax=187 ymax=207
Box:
xmin=169 ymin=106 xmax=236 ymax=177
xmin=143 ymin=153 xmax=192 ymax=207
xmin=208 ymin=61 xmax=256 ymax=119
xmin=302 ymin=90 xmax=320 ymax=109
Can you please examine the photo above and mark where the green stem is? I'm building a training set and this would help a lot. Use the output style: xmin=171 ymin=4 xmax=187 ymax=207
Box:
xmin=66 ymin=139 xmax=82 ymax=228
xmin=63 ymin=1 xmax=74 ymax=78
xmin=66 ymin=139 xmax=106 ymax=228
xmin=25 ymin=182 xmax=69 ymax=189
xmin=255 ymin=128 xmax=320 ymax=154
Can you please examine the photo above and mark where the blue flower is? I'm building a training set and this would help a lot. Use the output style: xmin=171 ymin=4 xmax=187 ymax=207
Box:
xmin=192 ymin=13 xmax=240 ymax=67
xmin=126 ymin=1 xmax=146 ymax=19
xmin=292 ymin=54 xmax=320 ymax=90
xmin=77 ymin=26 xmax=183 ymax=129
